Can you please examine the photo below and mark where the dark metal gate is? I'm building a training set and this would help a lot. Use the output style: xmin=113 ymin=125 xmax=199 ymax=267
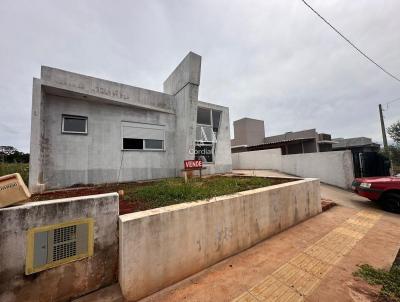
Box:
xmin=352 ymin=151 xmax=391 ymax=178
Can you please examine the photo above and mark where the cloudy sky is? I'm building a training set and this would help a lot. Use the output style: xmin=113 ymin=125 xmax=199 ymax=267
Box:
xmin=1 ymin=0 xmax=400 ymax=152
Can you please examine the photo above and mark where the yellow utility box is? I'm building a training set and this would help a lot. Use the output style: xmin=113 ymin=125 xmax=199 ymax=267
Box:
xmin=0 ymin=173 xmax=31 ymax=208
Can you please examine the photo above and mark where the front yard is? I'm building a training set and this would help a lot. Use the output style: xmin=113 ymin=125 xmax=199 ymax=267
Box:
xmin=29 ymin=176 xmax=292 ymax=214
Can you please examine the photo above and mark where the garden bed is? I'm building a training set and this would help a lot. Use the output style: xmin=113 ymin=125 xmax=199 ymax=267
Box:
xmin=29 ymin=176 xmax=294 ymax=214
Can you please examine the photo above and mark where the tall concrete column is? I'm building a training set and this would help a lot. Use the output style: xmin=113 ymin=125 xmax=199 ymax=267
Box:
xmin=163 ymin=52 xmax=201 ymax=174
xmin=29 ymin=78 xmax=45 ymax=193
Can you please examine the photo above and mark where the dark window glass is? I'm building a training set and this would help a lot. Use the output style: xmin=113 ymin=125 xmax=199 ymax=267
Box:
xmin=195 ymin=143 xmax=213 ymax=163
xmin=63 ymin=116 xmax=87 ymax=133
xmin=212 ymin=110 xmax=221 ymax=132
xmin=197 ymin=107 xmax=211 ymax=125
xmin=123 ymin=138 xmax=143 ymax=150
xmin=145 ymin=139 xmax=163 ymax=149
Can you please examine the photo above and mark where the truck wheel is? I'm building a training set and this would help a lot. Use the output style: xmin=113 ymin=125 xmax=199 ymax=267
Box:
xmin=381 ymin=193 xmax=400 ymax=214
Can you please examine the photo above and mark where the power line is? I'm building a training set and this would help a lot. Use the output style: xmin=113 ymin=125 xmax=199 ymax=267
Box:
xmin=301 ymin=0 xmax=400 ymax=84
xmin=386 ymin=97 xmax=400 ymax=105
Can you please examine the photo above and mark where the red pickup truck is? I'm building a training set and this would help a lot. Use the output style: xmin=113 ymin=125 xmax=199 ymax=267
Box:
xmin=352 ymin=175 xmax=400 ymax=213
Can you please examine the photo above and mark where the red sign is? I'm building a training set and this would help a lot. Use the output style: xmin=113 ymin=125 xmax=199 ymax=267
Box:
xmin=184 ymin=160 xmax=203 ymax=170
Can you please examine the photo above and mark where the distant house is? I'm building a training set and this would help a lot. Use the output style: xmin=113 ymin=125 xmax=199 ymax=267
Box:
xmin=332 ymin=137 xmax=380 ymax=153
xmin=231 ymin=118 xmax=333 ymax=154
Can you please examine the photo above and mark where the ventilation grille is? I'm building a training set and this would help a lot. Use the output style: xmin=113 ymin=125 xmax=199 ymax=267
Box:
xmin=54 ymin=225 xmax=76 ymax=243
xmin=52 ymin=225 xmax=78 ymax=261
xmin=26 ymin=218 xmax=94 ymax=275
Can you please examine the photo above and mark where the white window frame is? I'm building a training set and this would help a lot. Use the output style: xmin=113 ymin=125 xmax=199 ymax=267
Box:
xmin=121 ymin=121 xmax=166 ymax=151
xmin=61 ymin=115 xmax=88 ymax=135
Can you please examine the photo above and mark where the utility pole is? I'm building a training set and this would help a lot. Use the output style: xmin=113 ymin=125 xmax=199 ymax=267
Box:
xmin=379 ymin=104 xmax=388 ymax=150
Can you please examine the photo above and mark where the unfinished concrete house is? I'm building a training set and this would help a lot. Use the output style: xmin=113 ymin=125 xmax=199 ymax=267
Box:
xmin=29 ymin=52 xmax=232 ymax=193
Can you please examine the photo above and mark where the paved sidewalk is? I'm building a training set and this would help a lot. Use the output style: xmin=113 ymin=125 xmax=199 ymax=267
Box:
xmin=139 ymin=205 xmax=399 ymax=302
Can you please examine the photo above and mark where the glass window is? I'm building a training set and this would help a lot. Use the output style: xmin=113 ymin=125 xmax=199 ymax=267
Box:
xmin=196 ymin=125 xmax=214 ymax=142
xmin=121 ymin=122 xmax=165 ymax=151
xmin=144 ymin=139 xmax=163 ymax=150
xmin=212 ymin=110 xmax=221 ymax=133
xmin=197 ymin=107 xmax=211 ymax=125
xmin=123 ymin=138 xmax=143 ymax=150
xmin=62 ymin=115 xmax=87 ymax=134
xmin=195 ymin=143 xmax=213 ymax=163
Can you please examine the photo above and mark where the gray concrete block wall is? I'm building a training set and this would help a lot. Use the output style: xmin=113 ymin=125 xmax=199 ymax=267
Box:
xmin=0 ymin=193 xmax=119 ymax=302
xmin=119 ymin=179 xmax=321 ymax=301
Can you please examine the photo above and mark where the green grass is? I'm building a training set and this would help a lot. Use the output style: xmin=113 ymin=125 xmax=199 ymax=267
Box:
xmin=0 ymin=163 xmax=29 ymax=185
xmin=354 ymin=264 xmax=400 ymax=301
xmin=121 ymin=176 xmax=274 ymax=208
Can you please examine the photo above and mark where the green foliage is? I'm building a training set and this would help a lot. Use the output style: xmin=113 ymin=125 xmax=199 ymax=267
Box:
xmin=0 ymin=146 xmax=29 ymax=163
xmin=0 ymin=163 xmax=29 ymax=185
xmin=388 ymin=121 xmax=400 ymax=144
xmin=123 ymin=177 xmax=273 ymax=208
xmin=354 ymin=264 xmax=400 ymax=301
xmin=381 ymin=144 xmax=400 ymax=168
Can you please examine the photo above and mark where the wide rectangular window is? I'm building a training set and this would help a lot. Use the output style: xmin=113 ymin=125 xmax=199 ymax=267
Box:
xmin=121 ymin=122 xmax=165 ymax=151
xmin=62 ymin=115 xmax=87 ymax=134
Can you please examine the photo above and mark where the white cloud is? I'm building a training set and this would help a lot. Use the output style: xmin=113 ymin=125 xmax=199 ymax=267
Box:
xmin=0 ymin=0 xmax=399 ymax=151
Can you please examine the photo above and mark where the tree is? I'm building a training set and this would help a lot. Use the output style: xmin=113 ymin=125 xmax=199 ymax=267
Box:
xmin=0 ymin=146 xmax=29 ymax=163
xmin=387 ymin=121 xmax=400 ymax=144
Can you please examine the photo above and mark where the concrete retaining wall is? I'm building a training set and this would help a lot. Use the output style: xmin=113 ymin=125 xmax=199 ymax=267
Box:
xmin=119 ymin=178 xmax=321 ymax=301
xmin=0 ymin=193 xmax=119 ymax=302
xmin=232 ymin=149 xmax=354 ymax=189
xmin=232 ymin=149 xmax=282 ymax=170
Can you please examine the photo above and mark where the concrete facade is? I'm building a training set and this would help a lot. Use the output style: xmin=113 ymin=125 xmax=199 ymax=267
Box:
xmin=231 ymin=118 xmax=265 ymax=147
xmin=0 ymin=193 xmax=119 ymax=302
xmin=118 ymin=178 xmax=321 ymax=301
xmin=29 ymin=52 xmax=232 ymax=193
xmin=232 ymin=149 xmax=355 ymax=189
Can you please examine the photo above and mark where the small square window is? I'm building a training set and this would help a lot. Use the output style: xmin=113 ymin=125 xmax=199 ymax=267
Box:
xmin=62 ymin=115 xmax=87 ymax=134
xmin=195 ymin=143 xmax=213 ymax=163
xmin=197 ymin=107 xmax=211 ymax=125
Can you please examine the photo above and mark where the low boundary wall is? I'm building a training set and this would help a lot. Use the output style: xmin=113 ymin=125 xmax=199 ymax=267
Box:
xmin=0 ymin=193 xmax=119 ymax=302
xmin=232 ymin=149 xmax=354 ymax=189
xmin=119 ymin=178 xmax=321 ymax=301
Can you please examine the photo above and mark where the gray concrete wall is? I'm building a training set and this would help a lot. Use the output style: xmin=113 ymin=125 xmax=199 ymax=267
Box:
xmin=281 ymin=151 xmax=354 ymax=189
xmin=42 ymin=95 xmax=177 ymax=189
xmin=119 ymin=179 xmax=321 ymax=301
xmin=232 ymin=149 xmax=354 ymax=189
xmin=232 ymin=148 xmax=282 ymax=170
xmin=0 ymin=193 xmax=119 ymax=302
xmin=163 ymin=52 xmax=201 ymax=171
